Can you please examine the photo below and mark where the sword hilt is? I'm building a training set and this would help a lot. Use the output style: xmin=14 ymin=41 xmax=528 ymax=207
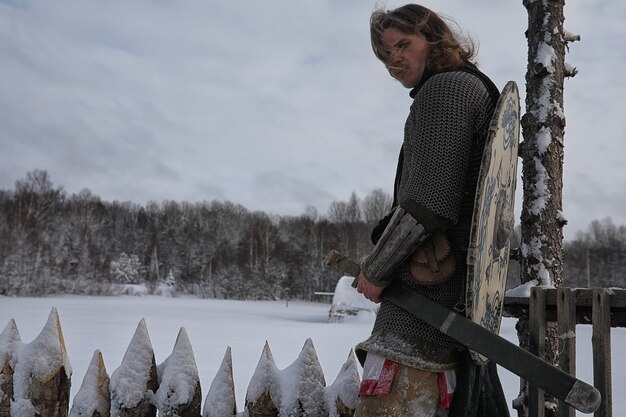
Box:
xmin=324 ymin=250 xmax=361 ymax=287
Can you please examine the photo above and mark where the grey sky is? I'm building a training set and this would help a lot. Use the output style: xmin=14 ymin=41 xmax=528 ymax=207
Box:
xmin=0 ymin=0 xmax=624 ymax=239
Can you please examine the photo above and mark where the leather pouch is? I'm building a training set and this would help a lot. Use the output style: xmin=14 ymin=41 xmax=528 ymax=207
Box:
xmin=409 ymin=231 xmax=456 ymax=285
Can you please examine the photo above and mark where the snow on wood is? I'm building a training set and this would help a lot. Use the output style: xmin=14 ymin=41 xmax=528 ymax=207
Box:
xmin=154 ymin=327 xmax=201 ymax=417
xmin=530 ymin=157 xmax=550 ymax=216
xmin=110 ymin=319 xmax=158 ymax=417
xmin=535 ymin=126 xmax=551 ymax=154
xmin=535 ymin=41 xmax=556 ymax=72
xmin=278 ymin=338 xmax=325 ymax=417
xmin=246 ymin=338 xmax=328 ymax=417
xmin=245 ymin=341 xmax=280 ymax=417
xmin=0 ymin=319 xmax=21 ymax=415
xmin=69 ymin=350 xmax=110 ymax=417
xmin=203 ymin=347 xmax=236 ymax=417
xmin=564 ymin=62 xmax=578 ymax=77
xmin=12 ymin=307 xmax=72 ymax=417
xmin=506 ymin=279 xmax=541 ymax=298
xmin=324 ymin=350 xmax=360 ymax=417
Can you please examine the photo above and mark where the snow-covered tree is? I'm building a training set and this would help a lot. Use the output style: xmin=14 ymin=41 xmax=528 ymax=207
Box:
xmin=110 ymin=252 xmax=144 ymax=284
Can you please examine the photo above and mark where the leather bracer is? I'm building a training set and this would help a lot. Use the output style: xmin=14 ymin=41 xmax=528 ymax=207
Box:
xmin=361 ymin=207 xmax=427 ymax=287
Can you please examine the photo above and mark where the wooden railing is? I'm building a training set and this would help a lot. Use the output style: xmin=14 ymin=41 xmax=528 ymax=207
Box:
xmin=504 ymin=287 xmax=626 ymax=417
xmin=0 ymin=309 xmax=359 ymax=417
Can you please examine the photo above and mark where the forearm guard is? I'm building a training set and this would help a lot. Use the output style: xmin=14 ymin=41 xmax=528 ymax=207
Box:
xmin=361 ymin=207 xmax=427 ymax=287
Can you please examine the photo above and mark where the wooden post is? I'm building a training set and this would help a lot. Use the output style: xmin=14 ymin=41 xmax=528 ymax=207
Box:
xmin=529 ymin=287 xmax=546 ymax=417
xmin=592 ymin=289 xmax=612 ymax=417
xmin=110 ymin=320 xmax=159 ymax=417
xmin=557 ymin=287 xmax=576 ymax=417
xmin=204 ymin=348 xmax=237 ymax=417
xmin=26 ymin=309 xmax=72 ymax=417
xmin=246 ymin=342 xmax=280 ymax=417
xmin=0 ymin=357 xmax=13 ymax=417
xmin=0 ymin=319 xmax=20 ymax=417
xmin=69 ymin=350 xmax=111 ymax=417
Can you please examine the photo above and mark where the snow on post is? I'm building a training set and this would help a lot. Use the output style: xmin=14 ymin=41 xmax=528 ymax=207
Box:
xmin=203 ymin=347 xmax=236 ymax=417
xmin=245 ymin=339 xmax=327 ymax=417
xmin=110 ymin=319 xmax=158 ymax=417
xmin=154 ymin=328 xmax=201 ymax=417
xmin=69 ymin=350 xmax=110 ymax=417
xmin=280 ymin=338 xmax=326 ymax=417
xmin=245 ymin=342 xmax=280 ymax=417
xmin=324 ymin=350 xmax=360 ymax=417
xmin=11 ymin=307 xmax=72 ymax=417
xmin=0 ymin=319 xmax=22 ymax=416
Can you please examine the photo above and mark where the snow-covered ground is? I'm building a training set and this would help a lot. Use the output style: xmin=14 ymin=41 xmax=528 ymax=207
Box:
xmin=0 ymin=295 xmax=623 ymax=416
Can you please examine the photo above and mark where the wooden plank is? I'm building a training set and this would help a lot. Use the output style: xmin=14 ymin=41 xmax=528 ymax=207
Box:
xmin=503 ymin=288 xmax=626 ymax=327
xmin=557 ymin=288 xmax=576 ymax=417
xmin=505 ymin=288 xmax=626 ymax=308
xmin=592 ymin=289 xmax=612 ymax=417
xmin=529 ymin=287 xmax=546 ymax=417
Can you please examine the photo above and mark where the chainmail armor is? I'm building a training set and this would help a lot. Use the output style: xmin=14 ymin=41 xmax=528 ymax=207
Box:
xmin=356 ymin=70 xmax=498 ymax=371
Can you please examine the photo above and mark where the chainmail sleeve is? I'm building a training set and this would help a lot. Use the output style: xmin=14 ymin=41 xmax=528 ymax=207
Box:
xmin=398 ymin=71 xmax=493 ymax=226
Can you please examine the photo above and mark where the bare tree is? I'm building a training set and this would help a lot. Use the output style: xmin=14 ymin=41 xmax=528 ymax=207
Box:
xmin=516 ymin=0 xmax=579 ymax=416
xmin=361 ymin=188 xmax=392 ymax=226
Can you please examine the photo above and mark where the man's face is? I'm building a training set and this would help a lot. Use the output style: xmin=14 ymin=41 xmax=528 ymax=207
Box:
xmin=381 ymin=27 xmax=430 ymax=88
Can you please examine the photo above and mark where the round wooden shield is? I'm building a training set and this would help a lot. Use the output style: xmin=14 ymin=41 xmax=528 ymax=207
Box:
xmin=466 ymin=81 xmax=520 ymax=365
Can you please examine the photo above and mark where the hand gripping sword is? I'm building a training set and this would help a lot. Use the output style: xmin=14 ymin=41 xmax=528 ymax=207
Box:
xmin=324 ymin=250 xmax=601 ymax=415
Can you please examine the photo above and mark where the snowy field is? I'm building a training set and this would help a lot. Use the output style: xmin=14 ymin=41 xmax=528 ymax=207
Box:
xmin=0 ymin=295 xmax=623 ymax=416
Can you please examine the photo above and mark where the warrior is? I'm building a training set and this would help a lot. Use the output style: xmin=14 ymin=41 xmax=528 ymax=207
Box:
xmin=353 ymin=4 xmax=509 ymax=416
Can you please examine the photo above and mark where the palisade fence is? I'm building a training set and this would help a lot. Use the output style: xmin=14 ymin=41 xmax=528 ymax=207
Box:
xmin=0 ymin=309 xmax=359 ymax=417
xmin=503 ymin=287 xmax=626 ymax=417
xmin=2 ymin=289 xmax=624 ymax=417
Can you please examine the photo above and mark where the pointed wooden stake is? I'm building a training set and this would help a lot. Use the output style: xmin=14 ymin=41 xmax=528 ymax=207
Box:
xmin=0 ymin=319 xmax=21 ymax=416
xmin=326 ymin=349 xmax=360 ymax=417
xmin=69 ymin=350 xmax=110 ymax=417
xmin=154 ymin=328 xmax=201 ymax=417
xmin=245 ymin=341 xmax=279 ymax=417
xmin=203 ymin=347 xmax=236 ymax=417
xmin=21 ymin=308 xmax=72 ymax=417
xmin=281 ymin=338 xmax=326 ymax=416
xmin=110 ymin=319 xmax=158 ymax=417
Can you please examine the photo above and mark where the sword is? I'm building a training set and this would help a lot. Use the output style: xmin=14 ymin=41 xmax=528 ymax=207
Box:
xmin=324 ymin=249 xmax=601 ymax=414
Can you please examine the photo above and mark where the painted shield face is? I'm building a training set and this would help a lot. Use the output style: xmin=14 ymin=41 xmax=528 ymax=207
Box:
xmin=381 ymin=27 xmax=430 ymax=88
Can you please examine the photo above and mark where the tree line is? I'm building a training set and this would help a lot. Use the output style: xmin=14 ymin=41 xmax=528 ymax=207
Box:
xmin=0 ymin=170 xmax=391 ymax=298
xmin=0 ymin=170 xmax=623 ymax=298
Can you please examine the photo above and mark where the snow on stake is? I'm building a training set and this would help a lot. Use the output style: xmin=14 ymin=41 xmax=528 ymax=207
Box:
xmin=0 ymin=319 xmax=21 ymax=416
xmin=110 ymin=319 xmax=159 ymax=417
xmin=3 ymin=308 xmax=72 ymax=417
xmin=69 ymin=350 xmax=110 ymax=417
xmin=154 ymin=328 xmax=202 ymax=417
xmin=0 ymin=310 xmax=361 ymax=417
xmin=203 ymin=347 xmax=236 ymax=417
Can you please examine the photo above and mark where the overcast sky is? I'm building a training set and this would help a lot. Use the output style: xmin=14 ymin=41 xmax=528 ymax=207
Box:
xmin=1 ymin=0 xmax=624 ymax=238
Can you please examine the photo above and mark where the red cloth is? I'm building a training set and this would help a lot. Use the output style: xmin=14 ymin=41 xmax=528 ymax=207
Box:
xmin=359 ymin=356 xmax=400 ymax=397
xmin=438 ymin=370 xmax=456 ymax=409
